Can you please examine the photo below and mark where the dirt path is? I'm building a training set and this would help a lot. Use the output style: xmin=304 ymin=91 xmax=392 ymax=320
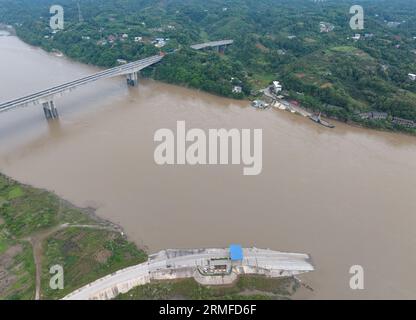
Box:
xmin=22 ymin=199 xmax=121 ymax=300
xmin=28 ymin=225 xmax=63 ymax=300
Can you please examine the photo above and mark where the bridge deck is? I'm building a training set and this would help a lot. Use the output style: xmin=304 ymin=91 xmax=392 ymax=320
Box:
xmin=190 ymin=40 xmax=234 ymax=50
xmin=0 ymin=55 xmax=163 ymax=112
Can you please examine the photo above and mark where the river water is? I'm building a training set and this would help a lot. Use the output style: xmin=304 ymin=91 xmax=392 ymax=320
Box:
xmin=1 ymin=35 xmax=416 ymax=299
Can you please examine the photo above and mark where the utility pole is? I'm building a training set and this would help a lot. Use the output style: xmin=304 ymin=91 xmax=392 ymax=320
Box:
xmin=77 ymin=1 xmax=83 ymax=23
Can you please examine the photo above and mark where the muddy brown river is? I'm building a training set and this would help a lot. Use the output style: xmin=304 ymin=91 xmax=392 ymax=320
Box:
xmin=1 ymin=35 xmax=416 ymax=299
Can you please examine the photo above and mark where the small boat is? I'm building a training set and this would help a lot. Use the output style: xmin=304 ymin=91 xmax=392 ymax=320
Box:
xmin=52 ymin=50 xmax=64 ymax=57
xmin=309 ymin=112 xmax=335 ymax=128
xmin=251 ymin=100 xmax=270 ymax=109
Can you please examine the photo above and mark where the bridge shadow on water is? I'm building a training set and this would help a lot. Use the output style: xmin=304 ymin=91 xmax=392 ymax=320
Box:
xmin=46 ymin=119 xmax=63 ymax=138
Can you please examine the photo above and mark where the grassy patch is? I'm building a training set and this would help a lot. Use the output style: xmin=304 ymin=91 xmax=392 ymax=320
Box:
xmin=7 ymin=186 xmax=24 ymax=200
xmin=249 ymin=73 xmax=276 ymax=90
xmin=0 ymin=238 xmax=35 ymax=300
xmin=117 ymin=276 xmax=299 ymax=300
xmin=0 ymin=174 xmax=147 ymax=300
xmin=4 ymin=242 xmax=36 ymax=300
xmin=41 ymin=228 xmax=147 ymax=299
xmin=0 ymin=189 xmax=59 ymax=238
xmin=329 ymin=46 xmax=357 ymax=53
xmin=0 ymin=175 xmax=59 ymax=237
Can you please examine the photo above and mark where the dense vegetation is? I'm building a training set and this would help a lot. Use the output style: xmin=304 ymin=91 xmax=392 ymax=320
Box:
xmin=1 ymin=0 xmax=416 ymax=132
xmin=117 ymin=276 xmax=300 ymax=300
xmin=0 ymin=174 xmax=147 ymax=299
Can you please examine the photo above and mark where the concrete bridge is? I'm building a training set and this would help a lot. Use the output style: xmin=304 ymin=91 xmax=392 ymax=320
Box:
xmin=0 ymin=54 xmax=163 ymax=119
xmin=63 ymin=247 xmax=314 ymax=300
xmin=190 ymin=39 xmax=233 ymax=53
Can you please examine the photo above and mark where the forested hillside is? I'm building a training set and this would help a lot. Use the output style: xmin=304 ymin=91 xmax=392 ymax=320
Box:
xmin=1 ymin=0 xmax=416 ymax=132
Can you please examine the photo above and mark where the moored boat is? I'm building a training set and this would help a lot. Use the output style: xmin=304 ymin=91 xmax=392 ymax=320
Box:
xmin=309 ymin=112 xmax=335 ymax=128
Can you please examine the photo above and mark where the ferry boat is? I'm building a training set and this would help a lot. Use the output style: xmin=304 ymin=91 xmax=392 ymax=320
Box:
xmin=309 ymin=112 xmax=335 ymax=128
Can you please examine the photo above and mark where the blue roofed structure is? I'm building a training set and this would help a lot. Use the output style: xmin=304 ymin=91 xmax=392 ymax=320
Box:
xmin=229 ymin=244 xmax=243 ymax=261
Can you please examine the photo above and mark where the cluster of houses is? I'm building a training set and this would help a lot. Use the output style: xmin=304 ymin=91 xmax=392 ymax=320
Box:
xmin=391 ymin=117 xmax=416 ymax=128
xmin=250 ymin=80 xmax=285 ymax=110
xmin=351 ymin=33 xmax=374 ymax=41
xmin=319 ymin=22 xmax=334 ymax=33
xmin=359 ymin=111 xmax=416 ymax=128
xmin=152 ymin=38 xmax=169 ymax=48
xmin=359 ymin=111 xmax=388 ymax=120
xmin=96 ymin=33 xmax=169 ymax=48
xmin=232 ymin=86 xmax=242 ymax=94
xmin=386 ymin=21 xmax=401 ymax=28
xmin=271 ymin=81 xmax=282 ymax=95
xmin=230 ymin=77 xmax=243 ymax=94
xmin=149 ymin=25 xmax=175 ymax=33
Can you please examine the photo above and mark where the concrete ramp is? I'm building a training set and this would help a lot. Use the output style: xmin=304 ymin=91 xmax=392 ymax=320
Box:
xmin=63 ymin=247 xmax=314 ymax=300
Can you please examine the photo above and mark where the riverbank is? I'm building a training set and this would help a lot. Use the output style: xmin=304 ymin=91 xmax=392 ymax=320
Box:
xmin=0 ymin=174 xmax=301 ymax=300
xmin=0 ymin=173 xmax=147 ymax=299
xmin=2 ymin=27 xmax=413 ymax=136
xmin=117 ymin=276 xmax=300 ymax=300
xmin=260 ymin=86 xmax=416 ymax=136
xmin=0 ymin=24 xmax=15 ymax=36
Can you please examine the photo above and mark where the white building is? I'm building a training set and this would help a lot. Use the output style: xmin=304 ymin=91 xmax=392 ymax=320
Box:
xmin=154 ymin=38 xmax=167 ymax=48
xmin=271 ymin=81 xmax=282 ymax=94
xmin=408 ymin=73 xmax=416 ymax=81
xmin=232 ymin=86 xmax=242 ymax=94
xmin=134 ymin=36 xmax=143 ymax=42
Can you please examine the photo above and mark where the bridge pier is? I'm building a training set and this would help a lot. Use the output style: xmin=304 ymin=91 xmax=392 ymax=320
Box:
xmin=42 ymin=101 xmax=59 ymax=120
xmin=218 ymin=45 xmax=226 ymax=54
xmin=127 ymin=72 xmax=139 ymax=86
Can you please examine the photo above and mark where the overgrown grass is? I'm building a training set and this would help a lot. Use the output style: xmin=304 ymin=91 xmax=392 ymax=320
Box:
xmin=0 ymin=178 xmax=59 ymax=237
xmin=4 ymin=241 xmax=36 ymax=300
xmin=41 ymin=228 xmax=147 ymax=299
xmin=117 ymin=276 xmax=299 ymax=300
xmin=329 ymin=46 xmax=357 ymax=53
xmin=0 ymin=174 xmax=147 ymax=300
